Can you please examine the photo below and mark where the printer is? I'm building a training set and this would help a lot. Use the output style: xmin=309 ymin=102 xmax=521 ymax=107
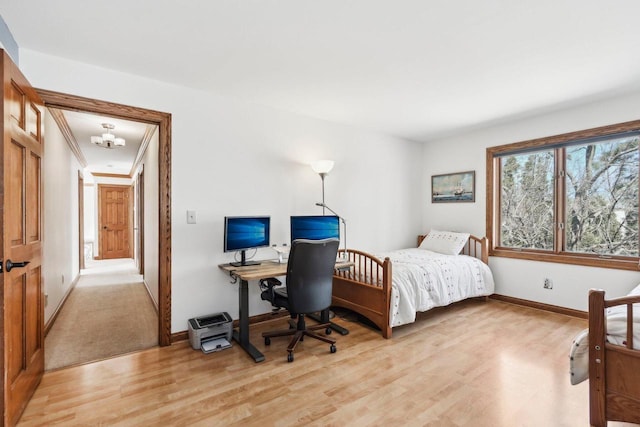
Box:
xmin=188 ymin=312 xmax=233 ymax=353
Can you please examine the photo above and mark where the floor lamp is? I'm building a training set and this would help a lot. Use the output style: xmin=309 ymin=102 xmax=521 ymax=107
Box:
xmin=311 ymin=160 xmax=334 ymax=215
xmin=311 ymin=160 xmax=347 ymax=260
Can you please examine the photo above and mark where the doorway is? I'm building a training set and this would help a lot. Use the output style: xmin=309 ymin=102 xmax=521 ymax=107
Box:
xmin=37 ymin=89 xmax=172 ymax=347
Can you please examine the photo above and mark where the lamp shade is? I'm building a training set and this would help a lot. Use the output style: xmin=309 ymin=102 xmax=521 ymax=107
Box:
xmin=311 ymin=160 xmax=334 ymax=175
xmin=102 ymin=132 xmax=115 ymax=143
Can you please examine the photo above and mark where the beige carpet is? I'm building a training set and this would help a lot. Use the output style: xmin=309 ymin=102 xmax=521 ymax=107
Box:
xmin=45 ymin=259 xmax=158 ymax=370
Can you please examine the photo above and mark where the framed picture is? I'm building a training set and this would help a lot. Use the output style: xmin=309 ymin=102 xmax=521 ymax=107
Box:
xmin=431 ymin=170 xmax=475 ymax=203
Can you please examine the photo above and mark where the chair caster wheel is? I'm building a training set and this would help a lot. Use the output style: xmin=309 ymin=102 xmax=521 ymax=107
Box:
xmin=325 ymin=327 xmax=332 ymax=335
xmin=287 ymin=353 xmax=294 ymax=362
xmin=264 ymin=337 xmax=271 ymax=346
xmin=330 ymin=344 xmax=337 ymax=353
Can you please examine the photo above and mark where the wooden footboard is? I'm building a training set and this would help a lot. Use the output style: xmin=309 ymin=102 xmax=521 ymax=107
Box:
xmin=589 ymin=289 xmax=640 ymax=427
xmin=333 ymin=249 xmax=392 ymax=338
xmin=332 ymin=234 xmax=489 ymax=339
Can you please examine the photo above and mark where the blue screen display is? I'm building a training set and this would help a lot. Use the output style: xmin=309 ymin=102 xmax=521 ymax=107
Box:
xmin=224 ymin=216 xmax=270 ymax=252
xmin=290 ymin=215 xmax=339 ymax=242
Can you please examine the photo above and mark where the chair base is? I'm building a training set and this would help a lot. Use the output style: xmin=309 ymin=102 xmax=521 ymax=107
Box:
xmin=262 ymin=314 xmax=337 ymax=362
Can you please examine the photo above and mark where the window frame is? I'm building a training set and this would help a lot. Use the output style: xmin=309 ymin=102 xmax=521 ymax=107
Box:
xmin=486 ymin=120 xmax=640 ymax=271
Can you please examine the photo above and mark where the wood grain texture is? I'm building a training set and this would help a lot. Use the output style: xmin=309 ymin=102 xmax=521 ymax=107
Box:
xmin=18 ymin=299 xmax=627 ymax=426
xmin=2 ymin=50 xmax=46 ymax=427
xmin=589 ymin=289 xmax=640 ymax=426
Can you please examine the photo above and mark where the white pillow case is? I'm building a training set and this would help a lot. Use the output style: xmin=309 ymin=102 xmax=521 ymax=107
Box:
xmin=569 ymin=328 xmax=589 ymax=385
xmin=419 ymin=229 xmax=470 ymax=255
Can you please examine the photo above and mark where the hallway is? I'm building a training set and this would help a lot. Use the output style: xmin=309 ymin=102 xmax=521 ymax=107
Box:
xmin=44 ymin=258 xmax=158 ymax=371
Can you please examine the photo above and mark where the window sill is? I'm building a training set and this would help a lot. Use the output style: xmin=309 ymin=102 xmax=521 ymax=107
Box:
xmin=490 ymin=248 xmax=640 ymax=271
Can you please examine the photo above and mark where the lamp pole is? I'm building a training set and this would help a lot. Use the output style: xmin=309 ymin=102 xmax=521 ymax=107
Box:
xmin=319 ymin=173 xmax=327 ymax=215
xmin=315 ymin=202 xmax=347 ymax=258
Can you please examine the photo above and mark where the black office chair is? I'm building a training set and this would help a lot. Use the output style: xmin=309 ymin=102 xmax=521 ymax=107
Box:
xmin=260 ymin=238 xmax=340 ymax=362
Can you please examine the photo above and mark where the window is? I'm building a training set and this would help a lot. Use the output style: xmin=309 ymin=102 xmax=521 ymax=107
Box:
xmin=487 ymin=121 xmax=640 ymax=271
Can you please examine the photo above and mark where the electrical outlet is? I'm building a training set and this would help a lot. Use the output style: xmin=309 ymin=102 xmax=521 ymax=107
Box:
xmin=543 ymin=278 xmax=553 ymax=289
xmin=187 ymin=210 xmax=196 ymax=224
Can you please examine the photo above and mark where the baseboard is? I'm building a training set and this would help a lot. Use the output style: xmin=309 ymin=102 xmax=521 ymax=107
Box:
xmin=490 ymin=294 xmax=588 ymax=319
xmin=44 ymin=274 xmax=80 ymax=337
xmin=171 ymin=331 xmax=189 ymax=343
xmin=171 ymin=309 xmax=291 ymax=343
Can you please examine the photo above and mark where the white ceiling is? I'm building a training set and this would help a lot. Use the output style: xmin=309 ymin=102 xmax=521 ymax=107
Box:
xmin=3 ymin=1 xmax=640 ymax=143
xmin=59 ymin=110 xmax=152 ymax=175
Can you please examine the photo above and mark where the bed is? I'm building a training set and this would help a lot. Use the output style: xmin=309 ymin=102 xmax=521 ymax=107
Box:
xmin=331 ymin=231 xmax=495 ymax=338
xmin=570 ymin=285 xmax=640 ymax=426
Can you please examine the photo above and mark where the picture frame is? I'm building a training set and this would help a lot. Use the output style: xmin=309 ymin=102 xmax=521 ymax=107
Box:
xmin=431 ymin=170 xmax=475 ymax=203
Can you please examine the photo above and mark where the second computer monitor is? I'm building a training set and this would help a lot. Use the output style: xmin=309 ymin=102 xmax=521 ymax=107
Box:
xmin=290 ymin=215 xmax=339 ymax=243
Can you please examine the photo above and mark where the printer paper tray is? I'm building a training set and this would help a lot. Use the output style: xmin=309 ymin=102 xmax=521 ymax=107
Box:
xmin=201 ymin=337 xmax=232 ymax=353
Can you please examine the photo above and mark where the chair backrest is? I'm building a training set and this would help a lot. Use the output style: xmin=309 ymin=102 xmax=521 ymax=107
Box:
xmin=286 ymin=238 xmax=340 ymax=314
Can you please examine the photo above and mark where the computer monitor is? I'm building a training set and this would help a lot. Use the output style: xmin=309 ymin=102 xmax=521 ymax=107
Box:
xmin=290 ymin=215 xmax=340 ymax=243
xmin=224 ymin=216 xmax=270 ymax=266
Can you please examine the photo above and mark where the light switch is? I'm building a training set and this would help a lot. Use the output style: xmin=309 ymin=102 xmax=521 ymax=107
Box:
xmin=187 ymin=210 xmax=196 ymax=224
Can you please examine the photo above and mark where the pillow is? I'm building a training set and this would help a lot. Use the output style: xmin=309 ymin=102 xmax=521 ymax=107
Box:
xmin=419 ymin=229 xmax=470 ymax=255
xmin=569 ymin=328 xmax=589 ymax=385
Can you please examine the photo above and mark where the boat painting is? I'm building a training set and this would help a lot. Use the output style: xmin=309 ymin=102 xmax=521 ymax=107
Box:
xmin=431 ymin=171 xmax=475 ymax=203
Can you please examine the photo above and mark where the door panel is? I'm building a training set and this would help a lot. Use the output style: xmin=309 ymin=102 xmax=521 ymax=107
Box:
xmin=2 ymin=50 xmax=44 ymax=427
xmin=99 ymin=184 xmax=132 ymax=259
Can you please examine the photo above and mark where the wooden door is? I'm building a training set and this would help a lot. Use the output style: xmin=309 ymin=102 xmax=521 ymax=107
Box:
xmin=1 ymin=50 xmax=45 ymax=426
xmin=98 ymin=184 xmax=132 ymax=259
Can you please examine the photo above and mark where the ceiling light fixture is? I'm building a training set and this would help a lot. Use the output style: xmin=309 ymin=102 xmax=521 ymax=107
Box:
xmin=91 ymin=123 xmax=125 ymax=149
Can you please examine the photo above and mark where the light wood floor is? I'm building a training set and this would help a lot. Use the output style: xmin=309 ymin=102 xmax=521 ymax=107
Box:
xmin=17 ymin=300 xmax=636 ymax=426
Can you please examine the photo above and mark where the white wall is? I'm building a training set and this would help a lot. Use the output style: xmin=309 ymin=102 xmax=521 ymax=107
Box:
xmin=83 ymin=184 xmax=95 ymax=242
xmin=20 ymin=50 xmax=423 ymax=333
xmin=423 ymin=91 xmax=640 ymax=311
xmin=141 ymin=128 xmax=160 ymax=306
xmin=42 ymin=111 xmax=82 ymax=323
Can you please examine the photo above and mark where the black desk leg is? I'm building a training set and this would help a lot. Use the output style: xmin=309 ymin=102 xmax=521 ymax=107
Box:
xmin=233 ymin=278 xmax=265 ymax=362
xmin=308 ymin=309 xmax=349 ymax=335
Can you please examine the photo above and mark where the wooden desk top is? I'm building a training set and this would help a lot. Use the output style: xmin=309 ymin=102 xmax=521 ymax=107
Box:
xmin=218 ymin=259 xmax=353 ymax=281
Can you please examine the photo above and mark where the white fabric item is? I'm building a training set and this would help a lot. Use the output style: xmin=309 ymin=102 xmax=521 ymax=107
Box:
xmin=374 ymin=248 xmax=494 ymax=327
xmin=604 ymin=283 xmax=640 ymax=348
xmin=569 ymin=329 xmax=589 ymax=385
xmin=418 ymin=230 xmax=470 ymax=255
xmin=569 ymin=283 xmax=640 ymax=385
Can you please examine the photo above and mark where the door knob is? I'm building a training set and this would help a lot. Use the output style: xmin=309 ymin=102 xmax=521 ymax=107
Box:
xmin=4 ymin=259 xmax=30 ymax=273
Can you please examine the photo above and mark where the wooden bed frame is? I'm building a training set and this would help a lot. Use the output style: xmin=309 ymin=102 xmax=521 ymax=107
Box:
xmin=331 ymin=234 xmax=489 ymax=339
xmin=588 ymin=289 xmax=640 ymax=426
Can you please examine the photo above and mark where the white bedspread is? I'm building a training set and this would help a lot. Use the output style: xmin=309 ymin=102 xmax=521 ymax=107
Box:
xmin=374 ymin=248 xmax=495 ymax=327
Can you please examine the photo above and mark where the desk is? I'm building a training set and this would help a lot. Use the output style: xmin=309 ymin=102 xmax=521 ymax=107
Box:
xmin=219 ymin=259 xmax=352 ymax=362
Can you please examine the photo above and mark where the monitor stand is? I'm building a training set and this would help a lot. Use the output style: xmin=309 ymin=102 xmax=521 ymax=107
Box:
xmin=229 ymin=250 xmax=261 ymax=267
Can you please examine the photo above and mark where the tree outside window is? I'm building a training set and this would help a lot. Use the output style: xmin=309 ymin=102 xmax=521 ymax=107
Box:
xmin=488 ymin=122 xmax=640 ymax=271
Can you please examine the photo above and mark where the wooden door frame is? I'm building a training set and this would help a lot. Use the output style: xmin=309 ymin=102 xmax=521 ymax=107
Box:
xmin=36 ymin=89 xmax=172 ymax=346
